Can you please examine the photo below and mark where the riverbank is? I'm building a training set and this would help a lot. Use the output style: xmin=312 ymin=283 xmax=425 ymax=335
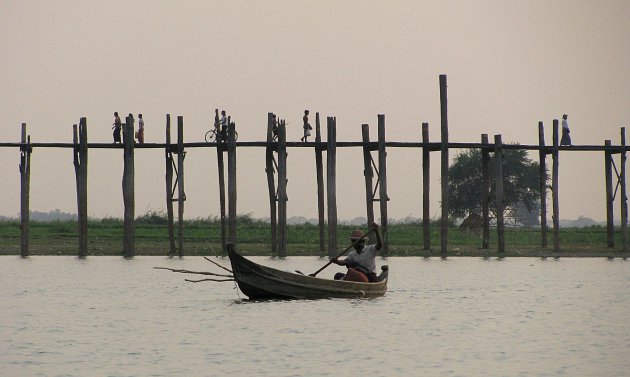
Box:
xmin=1 ymin=219 xmax=628 ymax=258
xmin=1 ymin=242 xmax=627 ymax=258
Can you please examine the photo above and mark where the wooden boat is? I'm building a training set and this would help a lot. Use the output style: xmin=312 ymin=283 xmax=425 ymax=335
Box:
xmin=226 ymin=244 xmax=389 ymax=300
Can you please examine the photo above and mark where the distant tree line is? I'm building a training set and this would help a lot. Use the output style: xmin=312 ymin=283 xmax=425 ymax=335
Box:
xmin=448 ymin=146 xmax=542 ymax=226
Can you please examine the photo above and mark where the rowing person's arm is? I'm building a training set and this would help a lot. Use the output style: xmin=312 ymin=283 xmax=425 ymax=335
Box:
xmin=371 ymin=222 xmax=382 ymax=251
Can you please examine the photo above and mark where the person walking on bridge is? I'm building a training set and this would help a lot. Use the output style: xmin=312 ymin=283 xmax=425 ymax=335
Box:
xmin=136 ymin=114 xmax=145 ymax=144
xmin=112 ymin=112 xmax=122 ymax=143
xmin=300 ymin=110 xmax=312 ymax=142
xmin=561 ymin=114 xmax=572 ymax=146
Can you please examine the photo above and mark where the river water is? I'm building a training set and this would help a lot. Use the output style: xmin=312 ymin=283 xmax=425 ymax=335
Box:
xmin=1 ymin=255 xmax=629 ymax=377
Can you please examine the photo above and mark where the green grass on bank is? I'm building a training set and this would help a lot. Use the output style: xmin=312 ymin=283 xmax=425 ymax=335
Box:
xmin=0 ymin=215 xmax=627 ymax=257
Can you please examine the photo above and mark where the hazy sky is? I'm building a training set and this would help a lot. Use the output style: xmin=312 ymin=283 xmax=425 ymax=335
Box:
xmin=1 ymin=0 xmax=629 ymax=221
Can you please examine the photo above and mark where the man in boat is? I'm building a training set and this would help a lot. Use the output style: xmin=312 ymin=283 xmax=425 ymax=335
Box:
xmin=331 ymin=222 xmax=382 ymax=282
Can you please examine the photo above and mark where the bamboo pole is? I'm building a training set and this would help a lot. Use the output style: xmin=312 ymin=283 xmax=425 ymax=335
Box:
xmin=19 ymin=123 xmax=31 ymax=258
xmin=122 ymin=115 xmax=135 ymax=258
xmin=552 ymin=119 xmax=560 ymax=252
xmin=177 ymin=116 xmax=185 ymax=257
xmin=494 ymin=134 xmax=505 ymax=255
xmin=422 ymin=123 xmax=430 ymax=253
xmin=265 ymin=113 xmax=277 ymax=256
xmin=315 ymin=113 xmax=326 ymax=257
xmin=327 ymin=117 xmax=338 ymax=258
xmin=165 ymin=115 xmax=176 ymax=256
xmin=377 ymin=114 xmax=389 ymax=256
xmin=605 ymin=139 xmax=614 ymax=248
xmin=481 ymin=134 xmax=490 ymax=249
xmin=621 ymin=127 xmax=627 ymax=252
xmin=439 ymin=74 xmax=449 ymax=258
xmin=277 ymin=119 xmax=288 ymax=257
xmin=538 ymin=122 xmax=548 ymax=248
xmin=361 ymin=124 xmax=375 ymax=243
xmin=227 ymin=119 xmax=237 ymax=244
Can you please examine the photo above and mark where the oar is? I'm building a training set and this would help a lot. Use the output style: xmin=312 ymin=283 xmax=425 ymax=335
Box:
xmin=308 ymin=229 xmax=375 ymax=277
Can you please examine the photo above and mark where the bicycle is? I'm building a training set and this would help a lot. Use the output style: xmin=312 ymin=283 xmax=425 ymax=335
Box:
xmin=204 ymin=123 xmax=238 ymax=143
xmin=204 ymin=126 xmax=220 ymax=143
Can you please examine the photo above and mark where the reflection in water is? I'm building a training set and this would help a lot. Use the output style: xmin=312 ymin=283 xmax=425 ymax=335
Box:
xmin=1 ymin=256 xmax=629 ymax=376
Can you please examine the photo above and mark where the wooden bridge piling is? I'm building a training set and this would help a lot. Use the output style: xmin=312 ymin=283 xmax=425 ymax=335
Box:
xmin=176 ymin=116 xmax=186 ymax=257
xmin=19 ymin=123 xmax=31 ymax=258
xmin=216 ymin=128 xmax=227 ymax=254
xmin=277 ymin=119 xmax=288 ymax=257
xmin=377 ymin=114 xmax=389 ymax=256
xmin=620 ymin=127 xmax=627 ymax=252
xmin=552 ymin=120 xmax=560 ymax=252
xmin=439 ymin=74 xmax=449 ymax=258
xmin=481 ymin=133 xmax=490 ymax=250
xmin=165 ymin=115 xmax=176 ymax=256
xmin=72 ymin=125 xmax=79 ymax=244
xmin=122 ymin=115 xmax=135 ymax=258
xmin=327 ymin=117 xmax=338 ymax=258
xmin=361 ymin=124 xmax=376 ymax=244
xmin=227 ymin=119 xmax=238 ymax=245
xmin=73 ymin=118 xmax=88 ymax=258
xmin=315 ymin=113 xmax=326 ymax=257
xmin=605 ymin=139 xmax=614 ymax=247
xmin=422 ymin=123 xmax=431 ymax=254
xmin=494 ymin=134 xmax=505 ymax=255
xmin=265 ymin=113 xmax=278 ymax=256
xmin=538 ymin=122 xmax=548 ymax=248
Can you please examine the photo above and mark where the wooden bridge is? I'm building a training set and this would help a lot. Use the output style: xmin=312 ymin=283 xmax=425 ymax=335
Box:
xmin=2 ymin=75 xmax=628 ymax=258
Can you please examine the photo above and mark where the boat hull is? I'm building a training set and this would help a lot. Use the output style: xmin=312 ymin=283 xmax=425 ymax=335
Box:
xmin=227 ymin=244 xmax=388 ymax=300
